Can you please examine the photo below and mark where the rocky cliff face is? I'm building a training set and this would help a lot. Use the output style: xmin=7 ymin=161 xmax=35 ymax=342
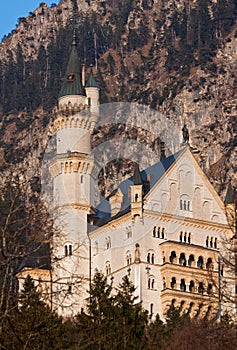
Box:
xmin=0 ymin=0 xmax=236 ymax=199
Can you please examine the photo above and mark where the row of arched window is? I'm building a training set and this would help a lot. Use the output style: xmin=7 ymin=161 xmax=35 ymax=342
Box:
xmin=152 ymin=226 xmax=165 ymax=239
xmin=168 ymin=277 xmax=213 ymax=295
xmin=206 ymin=236 xmax=218 ymax=249
xmin=180 ymin=231 xmax=191 ymax=244
xmin=168 ymin=299 xmax=213 ymax=319
xmin=180 ymin=199 xmax=191 ymax=211
xmin=169 ymin=251 xmax=214 ymax=270
xmin=147 ymin=252 xmax=155 ymax=264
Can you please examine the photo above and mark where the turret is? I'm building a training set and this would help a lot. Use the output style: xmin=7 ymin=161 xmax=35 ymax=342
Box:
xmin=85 ymin=68 xmax=100 ymax=109
xmin=131 ymin=164 xmax=143 ymax=222
xmin=49 ymin=34 xmax=99 ymax=316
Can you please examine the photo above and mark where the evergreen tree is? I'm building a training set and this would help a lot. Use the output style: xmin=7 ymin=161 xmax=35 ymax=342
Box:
xmin=114 ymin=275 xmax=148 ymax=349
xmin=4 ymin=275 xmax=74 ymax=350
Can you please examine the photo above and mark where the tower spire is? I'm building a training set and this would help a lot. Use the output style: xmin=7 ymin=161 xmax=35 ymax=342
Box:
xmin=58 ymin=31 xmax=85 ymax=98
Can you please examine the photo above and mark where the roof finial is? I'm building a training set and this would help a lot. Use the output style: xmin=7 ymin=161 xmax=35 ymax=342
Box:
xmin=72 ymin=28 xmax=76 ymax=46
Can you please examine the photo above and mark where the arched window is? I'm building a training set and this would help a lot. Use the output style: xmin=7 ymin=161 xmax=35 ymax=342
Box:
xmin=148 ymin=277 xmax=155 ymax=290
xmin=210 ymin=237 xmax=213 ymax=248
xmin=180 ymin=199 xmax=183 ymax=210
xmin=206 ymin=236 xmax=209 ymax=247
xmin=64 ymin=244 xmax=73 ymax=257
xmin=147 ymin=253 xmax=151 ymax=263
xmin=189 ymin=280 xmax=195 ymax=293
xmin=180 ymin=231 xmax=183 ymax=242
xmin=206 ymin=258 xmax=213 ymax=270
xmin=161 ymin=227 xmax=165 ymax=239
xmin=180 ymin=279 xmax=186 ymax=292
xmin=179 ymin=300 xmax=185 ymax=312
xmin=188 ymin=232 xmax=191 ymax=244
xmin=184 ymin=232 xmax=187 ymax=243
xmin=135 ymin=193 xmax=139 ymax=202
xmin=187 ymin=201 xmax=190 ymax=211
xmin=151 ymin=253 xmax=155 ymax=264
xmin=198 ymin=282 xmax=204 ymax=294
xmin=171 ymin=277 xmax=176 ymax=289
xmin=214 ymin=238 xmax=217 ymax=249
xmin=170 ymin=251 xmax=176 ymax=264
xmin=179 ymin=253 xmax=186 ymax=266
xmin=188 ymin=254 xmax=195 ymax=267
xmin=153 ymin=226 xmax=156 ymax=237
xmin=126 ymin=252 xmax=132 ymax=266
xmin=207 ymin=283 xmax=213 ymax=295
xmin=197 ymin=256 xmax=204 ymax=269
xmin=157 ymin=227 xmax=160 ymax=238
xmin=183 ymin=200 xmax=187 ymax=211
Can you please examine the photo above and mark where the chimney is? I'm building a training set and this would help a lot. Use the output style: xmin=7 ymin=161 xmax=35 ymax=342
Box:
xmin=82 ymin=63 xmax=85 ymax=87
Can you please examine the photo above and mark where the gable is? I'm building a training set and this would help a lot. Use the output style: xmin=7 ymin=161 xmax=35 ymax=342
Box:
xmin=144 ymin=147 xmax=227 ymax=225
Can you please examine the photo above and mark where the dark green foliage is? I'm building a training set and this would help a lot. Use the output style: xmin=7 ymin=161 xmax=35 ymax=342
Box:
xmin=76 ymin=272 xmax=148 ymax=349
xmin=0 ymin=275 xmax=74 ymax=349
xmin=0 ymin=0 xmax=237 ymax=114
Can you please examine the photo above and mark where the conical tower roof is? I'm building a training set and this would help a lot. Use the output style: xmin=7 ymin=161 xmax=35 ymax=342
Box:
xmin=86 ymin=69 xmax=99 ymax=88
xmin=224 ymin=181 xmax=235 ymax=205
xmin=59 ymin=34 xmax=85 ymax=98
xmin=132 ymin=164 xmax=143 ymax=185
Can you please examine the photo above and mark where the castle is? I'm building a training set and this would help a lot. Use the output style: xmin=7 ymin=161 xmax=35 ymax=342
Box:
xmin=17 ymin=37 xmax=236 ymax=320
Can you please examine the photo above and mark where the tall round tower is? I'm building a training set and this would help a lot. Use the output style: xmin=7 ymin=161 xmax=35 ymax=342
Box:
xmin=49 ymin=35 xmax=99 ymax=315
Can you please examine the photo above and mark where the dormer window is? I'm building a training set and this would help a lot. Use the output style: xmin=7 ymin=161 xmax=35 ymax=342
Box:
xmin=67 ymin=72 xmax=74 ymax=82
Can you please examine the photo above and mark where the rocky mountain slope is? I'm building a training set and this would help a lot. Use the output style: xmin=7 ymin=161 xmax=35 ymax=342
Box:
xmin=0 ymin=0 xmax=236 ymax=199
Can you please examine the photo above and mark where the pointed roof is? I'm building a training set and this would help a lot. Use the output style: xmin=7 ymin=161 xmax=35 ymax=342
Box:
xmin=132 ymin=164 xmax=143 ymax=185
xmin=86 ymin=69 xmax=99 ymax=88
xmin=59 ymin=34 xmax=85 ymax=98
xmin=224 ymin=181 xmax=235 ymax=205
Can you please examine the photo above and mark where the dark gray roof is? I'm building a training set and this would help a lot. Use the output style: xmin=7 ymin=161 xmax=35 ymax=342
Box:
xmin=132 ymin=164 xmax=143 ymax=185
xmin=224 ymin=181 xmax=235 ymax=205
xmin=92 ymin=149 xmax=184 ymax=227
xmin=18 ymin=242 xmax=51 ymax=271
xmin=59 ymin=38 xmax=85 ymax=98
xmin=86 ymin=70 xmax=99 ymax=88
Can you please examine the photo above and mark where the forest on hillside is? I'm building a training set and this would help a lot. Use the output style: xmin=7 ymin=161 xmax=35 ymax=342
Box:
xmin=1 ymin=0 xmax=237 ymax=114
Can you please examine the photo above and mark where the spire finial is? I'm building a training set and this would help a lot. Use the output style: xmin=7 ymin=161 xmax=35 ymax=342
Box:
xmin=72 ymin=28 xmax=76 ymax=46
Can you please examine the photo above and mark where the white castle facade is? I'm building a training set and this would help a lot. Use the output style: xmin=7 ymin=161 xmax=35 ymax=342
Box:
xmin=18 ymin=40 xmax=236 ymax=320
